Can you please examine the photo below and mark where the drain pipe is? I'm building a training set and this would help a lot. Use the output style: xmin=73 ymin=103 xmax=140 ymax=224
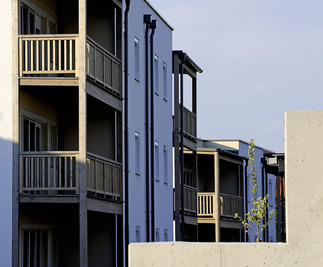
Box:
xmin=180 ymin=54 xmax=186 ymax=240
xmin=124 ymin=0 xmax=131 ymax=265
xmin=144 ymin=14 xmax=152 ymax=242
xmin=244 ymin=159 xmax=249 ymax=242
xmin=261 ymin=158 xmax=268 ymax=242
xmin=149 ymin=19 xmax=157 ymax=242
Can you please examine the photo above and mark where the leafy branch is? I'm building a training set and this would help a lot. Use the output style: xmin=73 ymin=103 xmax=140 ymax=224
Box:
xmin=234 ymin=139 xmax=276 ymax=241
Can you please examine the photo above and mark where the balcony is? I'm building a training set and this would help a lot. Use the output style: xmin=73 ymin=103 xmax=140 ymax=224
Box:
xmin=197 ymin=192 xmax=243 ymax=220
xmin=19 ymin=151 xmax=122 ymax=202
xmin=18 ymin=34 xmax=79 ymax=77
xmin=18 ymin=35 xmax=122 ymax=95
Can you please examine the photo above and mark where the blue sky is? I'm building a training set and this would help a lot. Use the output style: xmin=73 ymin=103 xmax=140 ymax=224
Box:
xmin=149 ymin=0 xmax=323 ymax=152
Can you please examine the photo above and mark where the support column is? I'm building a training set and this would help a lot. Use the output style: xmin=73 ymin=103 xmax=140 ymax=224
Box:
xmin=79 ymin=0 xmax=87 ymax=266
xmin=214 ymin=152 xmax=220 ymax=242
xmin=173 ymin=54 xmax=181 ymax=241
xmin=11 ymin=0 xmax=19 ymax=266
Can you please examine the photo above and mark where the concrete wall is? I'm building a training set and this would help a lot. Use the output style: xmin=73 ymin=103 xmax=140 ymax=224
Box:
xmin=0 ymin=0 xmax=13 ymax=265
xmin=129 ymin=110 xmax=323 ymax=266
xmin=127 ymin=0 xmax=173 ymax=244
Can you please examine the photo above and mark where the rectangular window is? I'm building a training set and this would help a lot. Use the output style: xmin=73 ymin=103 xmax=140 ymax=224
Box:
xmin=154 ymin=55 xmax=159 ymax=94
xmin=21 ymin=226 xmax=57 ymax=267
xmin=164 ymin=229 xmax=168 ymax=241
xmin=163 ymin=62 xmax=167 ymax=100
xmin=136 ymin=226 xmax=140 ymax=242
xmin=135 ymin=132 xmax=140 ymax=175
xmin=22 ymin=118 xmax=42 ymax=152
xmin=269 ymin=180 xmax=273 ymax=205
xmin=155 ymin=228 xmax=160 ymax=242
xmin=163 ymin=146 xmax=168 ymax=183
xmin=134 ymin=37 xmax=140 ymax=81
xmin=155 ymin=141 xmax=159 ymax=181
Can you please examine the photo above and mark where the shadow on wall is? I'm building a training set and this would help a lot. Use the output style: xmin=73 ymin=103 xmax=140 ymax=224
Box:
xmin=0 ymin=136 xmax=14 ymax=267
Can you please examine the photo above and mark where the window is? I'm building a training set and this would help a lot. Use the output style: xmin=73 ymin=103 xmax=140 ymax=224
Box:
xmin=20 ymin=225 xmax=57 ymax=267
xmin=134 ymin=37 xmax=140 ymax=81
xmin=20 ymin=1 xmax=52 ymax=35
xmin=164 ymin=229 xmax=168 ymax=241
xmin=135 ymin=132 xmax=140 ymax=175
xmin=163 ymin=62 xmax=167 ymax=100
xmin=163 ymin=146 xmax=168 ymax=183
xmin=155 ymin=141 xmax=159 ymax=181
xmin=155 ymin=228 xmax=160 ymax=241
xmin=136 ymin=226 xmax=140 ymax=242
xmin=154 ymin=55 xmax=159 ymax=94
xmin=22 ymin=118 xmax=42 ymax=152
xmin=269 ymin=180 xmax=273 ymax=206
xmin=21 ymin=108 xmax=57 ymax=152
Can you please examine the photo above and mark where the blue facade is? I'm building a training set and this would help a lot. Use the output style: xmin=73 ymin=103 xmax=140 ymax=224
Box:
xmin=126 ymin=0 xmax=173 ymax=244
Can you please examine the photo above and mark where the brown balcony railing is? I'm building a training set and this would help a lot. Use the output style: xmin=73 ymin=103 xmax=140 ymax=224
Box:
xmin=87 ymin=152 xmax=122 ymax=201
xmin=19 ymin=151 xmax=79 ymax=194
xmin=219 ymin=193 xmax=244 ymax=218
xmin=86 ymin=37 xmax=122 ymax=96
xmin=18 ymin=34 xmax=79 ymax=77
xmin=179 ymin=106 xmax=197 ymax=139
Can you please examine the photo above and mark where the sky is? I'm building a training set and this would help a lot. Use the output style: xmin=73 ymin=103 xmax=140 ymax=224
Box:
xmin=148 ymin=0 xmax=323 ymax=152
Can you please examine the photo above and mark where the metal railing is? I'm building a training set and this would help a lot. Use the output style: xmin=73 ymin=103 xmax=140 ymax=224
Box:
xmin=87 ymin=152 xmax=122 ymax=200
xmin=86 ymin=37 xmax=122 ymax=95
xmin=18 ymin=34 xmax=79 ymax=77
xmin=19 ymin=151 xmax=79 ymax=194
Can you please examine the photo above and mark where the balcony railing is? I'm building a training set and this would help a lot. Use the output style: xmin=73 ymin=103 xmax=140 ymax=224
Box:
xmin=19 ymin=151 xmax=79 ymax=194
xmin=197 ymin=192 xmax=215 ymax=217
xmin=183 ymin=184 xmax=197 ymax=214
xmin=86 ymin=37 xmax=122 ymax=96
xmin=87 ymin=152 xmax=122 ymax=201
xmin=18 ymin=35 xmax=122 ymax=96
xmin=197 ymin=192 xmax=244 ymax=219
xmin=179 ymin=106 xmax=197 ymax=139
xmin=219 ymin=193 xmax=244 ymax=219
xmin=18 ymin=34 xmax=79 ymax=77
xmin=19 ymin=151 xmax=122 ymax=201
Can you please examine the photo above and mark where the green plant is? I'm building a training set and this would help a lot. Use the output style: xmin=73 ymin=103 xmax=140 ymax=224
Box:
xmin=234 ymin=139 xmax=276 ymax=242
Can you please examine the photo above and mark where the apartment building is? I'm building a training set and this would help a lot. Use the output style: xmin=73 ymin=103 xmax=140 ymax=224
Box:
xmin=125 ymin=0 xmax=173 ymax=246
xmin=1 ymin=0 xmax=124 ymax=266
xmin=173 ymin=51 xmax=203 ymax=241
xmin=196 ymin=140 xmax=246 ymax=242
xmin=209 ymin=139 xmax=277 ymax=242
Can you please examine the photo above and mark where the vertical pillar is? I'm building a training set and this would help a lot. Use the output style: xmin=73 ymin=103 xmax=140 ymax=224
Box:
xmin=79 ymin=0 xmax=87 ymax=266
xmin=214 ymin=152 xmax=220 ymax=242
xmin=11 ymin=0 xmax=19 ymax=266
xmin=173 ymin=54 xmax=181 ymax=241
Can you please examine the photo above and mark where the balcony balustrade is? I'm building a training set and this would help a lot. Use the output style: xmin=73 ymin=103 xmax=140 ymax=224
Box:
xmin=183 ymin=184 xmax=197 ymax=214
xmin=179 ymin=105 xmax=197 ymax=139
xmin=18 ymin=34 xmax=79 ymax=77
xmin=197 ymin=192 xmax=244 ymax=219
xmin=19 ymin=151 xmax=122 ymax=201
xmin=87 ymin=152 xmax=122 ymax=201
xmin=19 ymin=151 xmax=79 ymax=194
xmin=18 ymin=34 xmax=122 ymax=96
xmin=86 ymin=37 xmax=122 ymax=95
